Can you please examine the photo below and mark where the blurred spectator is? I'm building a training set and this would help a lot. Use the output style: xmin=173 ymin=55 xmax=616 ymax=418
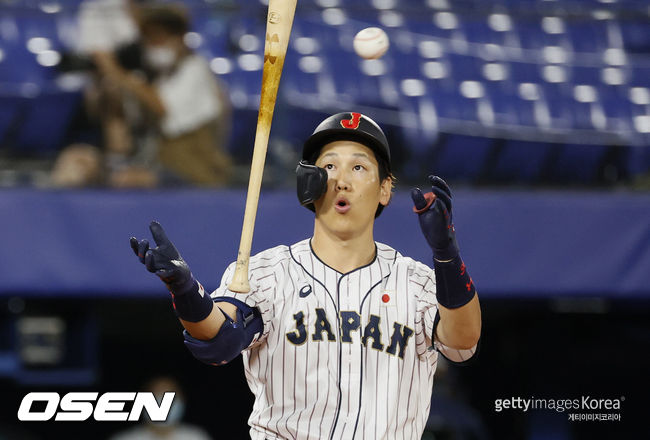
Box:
xmin=109 ymin=375 xmax=212 ymax=440
xmin=51 ymin=143 xmax=105 ymax=188
xmin=76 ymin=0 xmax=140 ymax=55
xmin=90 ymin=3 xmax=233 ymax=187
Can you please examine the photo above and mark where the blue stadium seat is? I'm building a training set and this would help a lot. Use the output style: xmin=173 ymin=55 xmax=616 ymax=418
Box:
xmin=489 ymin=88 xmax=524 ymax=126
xmin=509 ymin=61 xmax=544 ymax=85
xmin=516 ymin=20 xmax=568 ymax=50
xmin=427 ymin=86 xmax=472 ymax=122
xmin=446 ymin=53 xmax=483 ymax=82
xmin=598 ymin=85 xmax=633 ymax=132
xmin=463 ymin=16 xmax=516 ymax=47
xmin=567 ymin=20 xmax=610 ymax=54
xmin=223 ymin=52 xmax=263 ymax=107
xmin=13 ymin=91 xmax=81 ymax=154
xmin=192 ymin=14 xmax=230 ymax=57
xmin=514 ymin=97 xmax=544 ymax=128
xmin=226 ymin=107 xmax=258 ymax=159
xmin=291 ymin=17 xmax=342 ymax=51
xmin=620 ymin=20 xmax=650 ymax=54
xmin=398 ymin=94 xmax=439 ymax=153
xmin=326 ymin=48 xmax=400 ymax=107
xmin=409 ymin=15 xmax=466 ymax=41
xmin=20 ymin=14 xmax=62 ymax=46
xmin=391 ymin=48 xmax=423 ymax=79
xmin=282 ymin=52 xmax=337 ymax=104
xmin=538 ymin=83 xmax=574 ymax=129
xmin=227 ymin=16 xmax=266 ymax=54
xmin=0 ymin=44 xmax=53 ymax=85
xmin=629 ymin=66 xmax=650 ymax=88
xmin=570 ymin=66 xmax=603 ymax=86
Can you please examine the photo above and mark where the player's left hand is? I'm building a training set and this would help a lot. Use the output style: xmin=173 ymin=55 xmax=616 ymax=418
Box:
xmin=411 ymin=175 xmax=459 ymax=261
xmin=129 ymin=221 xmax=194 ymax=294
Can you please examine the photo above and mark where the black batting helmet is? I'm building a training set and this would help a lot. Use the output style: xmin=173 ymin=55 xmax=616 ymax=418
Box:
xmin=302 ymin=112 xmax=391 ymax=167
xmin=296 ymin=112 xmax=392 ymax=217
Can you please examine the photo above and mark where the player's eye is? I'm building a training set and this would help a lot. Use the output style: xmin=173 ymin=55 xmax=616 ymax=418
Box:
xmin=353 ymin=164 xmax=364 ymax=171
xmin=324 ymin=164 xmax=334 ymax=170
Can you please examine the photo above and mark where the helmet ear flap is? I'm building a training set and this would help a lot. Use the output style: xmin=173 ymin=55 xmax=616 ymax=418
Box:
xmin=296 ymin=161 xmax=328 ymax=211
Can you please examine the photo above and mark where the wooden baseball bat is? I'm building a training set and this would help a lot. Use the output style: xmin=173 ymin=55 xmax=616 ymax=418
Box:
xmin=228 ymin=0 xmax=297 ymax=293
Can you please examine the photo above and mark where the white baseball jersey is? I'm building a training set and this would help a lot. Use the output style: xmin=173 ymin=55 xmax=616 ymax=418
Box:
xmin=214 ymin=239 xmax=476 ymax=440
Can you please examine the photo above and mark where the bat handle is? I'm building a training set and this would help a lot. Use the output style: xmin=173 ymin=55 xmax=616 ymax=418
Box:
xmin=229 ymin=259 xmax=250 ymax=293
xmin=227 ymin=124 xmax=271 ymax=293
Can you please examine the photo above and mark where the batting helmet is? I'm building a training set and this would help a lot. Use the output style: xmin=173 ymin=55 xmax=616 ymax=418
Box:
xmin=296 ymin=112 xmax=392 ymax=216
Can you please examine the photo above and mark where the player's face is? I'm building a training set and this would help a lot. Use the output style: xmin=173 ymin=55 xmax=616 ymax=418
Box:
xmin=313 ymin=141 xmax=391 ymax=237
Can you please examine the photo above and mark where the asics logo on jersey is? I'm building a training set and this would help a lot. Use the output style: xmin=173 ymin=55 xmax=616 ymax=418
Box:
xmin=298 ymin=285 xmax=312 ymax=298
xmin=286 ymin=308 xmax=414 ymax=359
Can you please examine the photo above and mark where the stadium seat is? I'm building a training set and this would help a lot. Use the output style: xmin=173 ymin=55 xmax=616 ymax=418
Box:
xmin=192 ymin=14 xmax=230 ymax=57
xmin=13 ymin=91 xmax=81 ymax=154
xmin=1 ymin=0 xmax=649 ymax=178
xmin=447 ymin=53 xmax=484 ymax=82
xmin=516 ymin=20 xmax=569 ymax=50
xmin=599 ymin=85 xmax=633 ymax=133
xmin=282 ymin=52 xmax=337 ymax=104
xmin=463 ymin=15 xmax=518 ymax=48
xmin=490 ymin=88 xmax=524 ymax=127
xmin=620 ymin=19 xmax=650 ymax=54
xmin=629 ymin=66 xmax=650 ymax=88
xmin=567 ymin=20 xmax=610 ymax=54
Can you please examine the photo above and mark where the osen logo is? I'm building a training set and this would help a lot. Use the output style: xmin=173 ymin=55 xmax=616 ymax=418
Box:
xmin=17 ymin=392 xmax=175 ymax=422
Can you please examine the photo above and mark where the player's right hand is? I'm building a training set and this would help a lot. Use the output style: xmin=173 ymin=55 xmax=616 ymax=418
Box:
xmin=129 ymin=221 xmax=194 ymax=295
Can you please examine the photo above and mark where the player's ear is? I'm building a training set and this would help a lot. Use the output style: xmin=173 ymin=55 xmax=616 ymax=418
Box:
xmin=379 ymin=176 xmax=392 ymax=206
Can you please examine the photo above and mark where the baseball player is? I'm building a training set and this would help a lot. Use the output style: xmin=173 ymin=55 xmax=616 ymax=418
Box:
xmin=130 ymin=112 xmax=481 ymax=439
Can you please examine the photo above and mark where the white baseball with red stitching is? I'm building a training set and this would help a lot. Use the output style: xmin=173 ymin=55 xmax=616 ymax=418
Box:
xmin=353 ymin=27 xmax=390 ymax=59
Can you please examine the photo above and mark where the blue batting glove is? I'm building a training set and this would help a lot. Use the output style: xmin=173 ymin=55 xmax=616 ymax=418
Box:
xmin=129 ymin=221 xmax=194 ymax=295
xmin=411 ymin=175 xmax=459 ymax=261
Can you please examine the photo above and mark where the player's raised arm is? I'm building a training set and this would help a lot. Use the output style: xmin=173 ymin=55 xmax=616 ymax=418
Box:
xmin=412 ymin=176 xmax=481 ymax=350
xmin=129 ymin=221 xmax=234 ymax=340
xmin=130 ymin=222 xmax=263 ymax=366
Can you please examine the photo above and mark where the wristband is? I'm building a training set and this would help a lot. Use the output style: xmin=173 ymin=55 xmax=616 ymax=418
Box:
xmin=433 ymin=255 xmax=476 ymax=309
xmin=432 ymin=241 xmax=459 ymax=261
xmin=170 ymin=279 xmax=214 ymax=322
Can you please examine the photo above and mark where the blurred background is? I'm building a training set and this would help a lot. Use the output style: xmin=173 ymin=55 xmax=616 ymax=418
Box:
xmin=1 ymin=0 xmax=649 ymax=438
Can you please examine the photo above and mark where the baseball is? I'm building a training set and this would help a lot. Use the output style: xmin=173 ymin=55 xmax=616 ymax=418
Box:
xmin=353 ymin=27 xmax=389 ymax=59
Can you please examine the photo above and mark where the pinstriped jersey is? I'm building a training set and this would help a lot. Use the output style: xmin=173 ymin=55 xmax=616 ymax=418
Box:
xmin=213 ymin=239 xmax=476 ymax=440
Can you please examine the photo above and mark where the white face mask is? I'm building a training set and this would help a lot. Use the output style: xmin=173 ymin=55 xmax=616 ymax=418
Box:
xmin=145 ymin=46 xmax=177 ymax=71
xmin=162 ymin=399 xmax=185 ymax=426
xmin=147 ymin=398 xmax=185 ymax=426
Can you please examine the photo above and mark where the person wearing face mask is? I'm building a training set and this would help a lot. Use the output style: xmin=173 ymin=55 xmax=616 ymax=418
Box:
xmin=93 ymin=4 xmax=233 ymax=187
xmin=109 ymin=375 xmax=212 ymax=440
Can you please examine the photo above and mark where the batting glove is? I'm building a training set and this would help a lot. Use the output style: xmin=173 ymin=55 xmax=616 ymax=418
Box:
xmin=411 ymin=175 xmax=459 ymax=261
xmin=130 ymin=221 xmax=213 ymax=322
xmin=130 ymin=221 xmax=194 ymax=294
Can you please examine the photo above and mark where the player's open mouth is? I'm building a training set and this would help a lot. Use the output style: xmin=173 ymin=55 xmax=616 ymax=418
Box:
xmin=334 ymin=197 xmax=351 ymax=213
